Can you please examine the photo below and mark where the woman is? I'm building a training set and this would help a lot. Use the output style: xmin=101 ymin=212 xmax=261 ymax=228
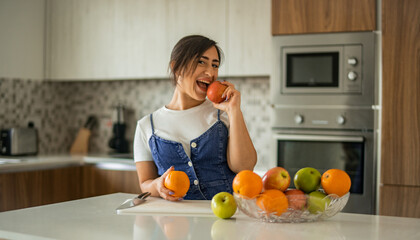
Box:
xmin=134 ymin=35 xmax=257 ymax=201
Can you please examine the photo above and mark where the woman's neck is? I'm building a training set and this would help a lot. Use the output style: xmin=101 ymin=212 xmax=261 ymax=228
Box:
xmin=166 ymin=89 xmax=205 ymax=110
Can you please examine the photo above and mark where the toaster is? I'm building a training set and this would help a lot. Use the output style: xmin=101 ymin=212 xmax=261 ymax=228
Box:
xmin=0 ymin=128 xmax=38 ymax=156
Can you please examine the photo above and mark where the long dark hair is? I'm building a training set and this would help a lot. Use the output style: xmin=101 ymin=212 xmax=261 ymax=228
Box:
xmin=169 ymin=35 xmax=223 ymax=85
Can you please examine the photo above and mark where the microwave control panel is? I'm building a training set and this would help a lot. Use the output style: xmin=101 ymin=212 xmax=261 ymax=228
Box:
xmin=343 ymin=45 xmax=362 ymax=93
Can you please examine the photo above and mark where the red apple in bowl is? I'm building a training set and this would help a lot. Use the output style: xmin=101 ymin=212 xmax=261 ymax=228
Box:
xmin=262 ymin=167 xmax=291 ymax=192
xmin=207 ymin=81 xmax=228 ymax=103
xmin=284 ymin=189 xmax=306 ymax=210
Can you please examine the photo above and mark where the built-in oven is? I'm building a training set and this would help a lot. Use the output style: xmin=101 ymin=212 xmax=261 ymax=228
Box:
xmin=270 ymin=106 xmax=377 ymax=214
xmin=271 ymin=128 xmax=376 ymax=214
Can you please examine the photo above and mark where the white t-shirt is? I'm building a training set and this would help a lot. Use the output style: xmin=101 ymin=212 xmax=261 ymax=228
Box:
xmin=133 ymin=99 xmax=229 ymax=162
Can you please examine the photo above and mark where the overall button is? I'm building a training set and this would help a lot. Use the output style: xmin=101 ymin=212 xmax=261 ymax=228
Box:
xmin=191 ymin=142 xmax=197 ymax=148
xmin=188 ymin=161 xmax=193 ymax=167
xmin=193 ymin=180 xmax=199 ymax=185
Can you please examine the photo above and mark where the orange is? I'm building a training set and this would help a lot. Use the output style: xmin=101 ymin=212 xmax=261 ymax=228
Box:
xmin=321 ymin=169 xmax=351 ymax=197
xmin=256 ymin=189 xmax=289 ymax=216
xmin=164 ymin=171 xmax=190 ymax=198
xmin=232 ymin=170 xmax=263 ymax=198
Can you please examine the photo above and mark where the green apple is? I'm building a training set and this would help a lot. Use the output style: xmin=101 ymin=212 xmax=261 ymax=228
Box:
xmin=307 ymin=191 xmax=331 ymax=214
xmin=211 ymin=192 xmax=237 ymax=219
xmin=293 ymin=167 xmax=321 ymax=193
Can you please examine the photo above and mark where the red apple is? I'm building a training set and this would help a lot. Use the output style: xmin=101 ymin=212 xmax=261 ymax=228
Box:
xmin=284 ymin=189 xmax=306 ymax=210
xmin=207 ymin=81 xmax=228 ymax=103
xmin=262 ymin=167 xmax=291 ymax=192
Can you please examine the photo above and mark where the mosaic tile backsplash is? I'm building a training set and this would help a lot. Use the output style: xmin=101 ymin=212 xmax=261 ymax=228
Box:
xmin=0 ymin=77 xmax=271 ymax=170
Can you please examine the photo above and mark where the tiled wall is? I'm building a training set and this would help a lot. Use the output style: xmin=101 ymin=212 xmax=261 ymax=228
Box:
xmin=0 ymin=77 xmax=272 ymax=170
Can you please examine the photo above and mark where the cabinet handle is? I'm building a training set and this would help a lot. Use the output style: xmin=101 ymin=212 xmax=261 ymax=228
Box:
xmin=273 ymin=134 xmax=364 ymax=142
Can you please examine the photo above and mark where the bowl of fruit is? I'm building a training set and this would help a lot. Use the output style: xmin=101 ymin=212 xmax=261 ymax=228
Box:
xmin=232 ymin=167 xmax=351 ymax=223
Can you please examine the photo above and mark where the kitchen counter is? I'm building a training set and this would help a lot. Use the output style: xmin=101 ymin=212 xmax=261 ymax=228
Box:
xmin=0 ymin=154 xmax=136 ymax=173
xmin=0 ymin=154 xmax=268 ymax=175
xmin=0 ymin=193 xmax=419 ymax=240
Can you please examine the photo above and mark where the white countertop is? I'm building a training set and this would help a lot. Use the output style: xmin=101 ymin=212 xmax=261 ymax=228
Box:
xmin=0 ymin=154 xmax=136 ymax=173
xmin=0 ymin=154 xmax=269 ymax=175
xmin=0 ymin=193 xmax=419 ymax=240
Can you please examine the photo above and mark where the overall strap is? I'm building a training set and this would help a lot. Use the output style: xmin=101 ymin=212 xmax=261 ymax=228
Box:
xmin=217 ymin=109 xmax=221 ymax=121
xmin=149 ymin=114 xmax=155 ymax=134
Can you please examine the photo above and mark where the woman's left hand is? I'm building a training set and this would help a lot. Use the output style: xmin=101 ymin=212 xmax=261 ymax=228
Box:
xmin=212 ymin=81 xmax=241 ymax=115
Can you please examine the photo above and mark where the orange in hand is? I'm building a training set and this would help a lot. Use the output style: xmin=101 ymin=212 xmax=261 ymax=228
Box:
xmin=164 ymin=171 xmax=190 ymax=198
xmin=256 ymin=189 xmax=289 ymax=216
xmin=321 ymin=169 xmax=351 ymax=197
xmin=232 ymin=170 xmax=263 ymax=198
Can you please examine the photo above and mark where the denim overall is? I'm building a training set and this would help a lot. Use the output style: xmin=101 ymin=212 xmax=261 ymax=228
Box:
xmin=148 ymin=110 xmax=236 ymax=200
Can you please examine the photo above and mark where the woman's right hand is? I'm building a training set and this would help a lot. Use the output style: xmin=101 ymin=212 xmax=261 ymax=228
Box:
xmin=154 ymin=166 xmax=183 ymax=201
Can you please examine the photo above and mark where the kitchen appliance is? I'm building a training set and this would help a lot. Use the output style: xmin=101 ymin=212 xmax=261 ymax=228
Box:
xmin=272 ymin=32 xmax=376 ymax=106
xmin=271 ymin=108 xmax=377 ymax=214
xmin=271 ymin=122 xmax=376 ymax=214
xmin=0 ymin=126 xmax=38 ymax=156
xmin=108 ymin=105 xmax=129 ymax=153
xmin=271 ymin=32 xmax=378 ymax=214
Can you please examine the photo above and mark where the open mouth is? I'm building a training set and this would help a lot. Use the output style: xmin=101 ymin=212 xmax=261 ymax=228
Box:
xmin=196 ymin=79 xmax=211 ymax=92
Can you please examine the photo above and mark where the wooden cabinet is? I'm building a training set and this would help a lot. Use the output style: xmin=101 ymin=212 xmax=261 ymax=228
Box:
xmin=82 ymin=164 xmax=140 ymax=198
xmin=0 ymin=0 xmax=45 ymax=79
xmin=380 ymin=185 xmax=420 ymax=218
xmin=0 ymin=166 xmax=83 ymax=212
xmin=0 ymin=165 xmax=140 ymax=212
xmin=271 ymin=0 xmax=376 ymax=35
xmin=379 ymin=0 xmax=420 ymax=217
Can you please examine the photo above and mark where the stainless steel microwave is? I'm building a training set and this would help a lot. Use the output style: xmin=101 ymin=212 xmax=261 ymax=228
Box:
xmin=272 ymin=32 xmax=377 ymax=106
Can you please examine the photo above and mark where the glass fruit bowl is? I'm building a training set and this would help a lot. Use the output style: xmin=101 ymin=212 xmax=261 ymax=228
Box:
xmin=234 ymin=190 xmax=350 ymax=223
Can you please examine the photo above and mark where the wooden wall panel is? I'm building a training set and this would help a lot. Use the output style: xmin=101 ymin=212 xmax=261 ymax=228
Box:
xmin=272 ymin=0 xmax=376 ymax=35
xmin=380 ymin=185 xmax=420 ymax=218
xmin=381 ymin=0 xmax=420 ymax=186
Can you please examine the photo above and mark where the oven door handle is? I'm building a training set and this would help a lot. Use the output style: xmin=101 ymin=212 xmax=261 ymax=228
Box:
xmin=273 ymin=134 xmax=364 ymax=142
